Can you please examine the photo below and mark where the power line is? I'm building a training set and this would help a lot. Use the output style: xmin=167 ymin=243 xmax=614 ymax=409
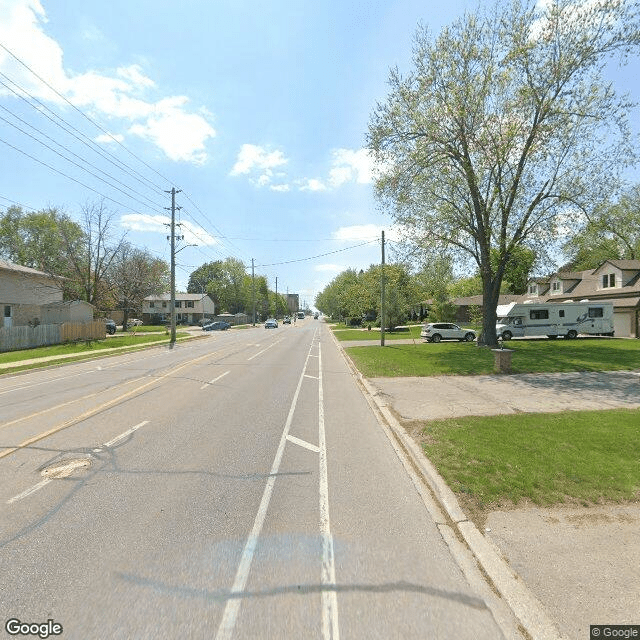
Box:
xmin=254 ymin=240 xmax=378 ymax=267
xmin=0 ymin=42 xmax=174 ymax=190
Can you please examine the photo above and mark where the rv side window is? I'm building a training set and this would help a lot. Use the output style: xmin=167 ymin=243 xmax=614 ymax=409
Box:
xmin=530 ymin=309 xmax=549 ymax=320
xmin=559 ymin=310 xmax=565 ymax=318
xmin=588 ymin=307 xmax=604 ymax=318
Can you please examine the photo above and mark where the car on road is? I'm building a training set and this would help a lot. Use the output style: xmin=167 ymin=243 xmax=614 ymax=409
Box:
xmin=104 ymin=319 xmax=117 ymax=335
xmin=264 ymin=318 xmax=278 ymax=329
xmin=202 ymin=321 xmax=231 ymax=331
xmin=421 ymin=322 xmax=476 ymax=343
xmin=283 ymin=316 xmax=291 ymax=324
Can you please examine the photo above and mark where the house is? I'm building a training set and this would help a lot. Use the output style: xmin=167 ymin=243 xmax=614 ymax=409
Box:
xmin=142 ymin=293 xmax=216 ymax=325
xmin=41 ymin=300 xmax=94 ymax=324
xmin=524 ymin=260 xmax=640 ymax=337
xmin=0 ymin=259 xmax=64 ymax=328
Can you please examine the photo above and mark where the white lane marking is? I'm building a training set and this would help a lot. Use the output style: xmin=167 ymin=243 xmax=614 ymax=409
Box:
xmin=200 ymin=370 xmax=230 ymax=390
xmin=304 ymin=374 xmax=319 ymax=380
xmin=104 ymin=420 xmax=150 ymax=448
xmin=286 ymin=434 xmax=320 ymax=453
xmin=246 ymin=338 xmax=283 ymax=361
xmin=7 ymin=478 xmax=52 ymax=504
xmin=215 ymin=338 xmax=316 ymax=640
xmin=318 ymin=342 xmax=340 ymax=639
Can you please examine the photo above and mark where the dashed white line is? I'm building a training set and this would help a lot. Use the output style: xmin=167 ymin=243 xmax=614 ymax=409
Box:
xmin=7 ymin=478 xmax=52 ymax=505
xmin=247 ymin=338 xmax=283 ymax=361
xmin=200 ymin=370 xmax=230 ymax=390
xmin=104 ymin=420 xmax=150 ymax=448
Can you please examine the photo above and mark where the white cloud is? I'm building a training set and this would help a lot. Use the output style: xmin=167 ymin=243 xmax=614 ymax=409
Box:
xmin=230 ymin=144 xmax=288 ymax=176
xmin=120 ymin=213 xmax=218 ymax=246
xmin=0 ymin=1 xmax=216 ymax=163
xmin=298 ymin=178 xmax=326 ymax=192
xmin=329 ymin=148 xmax=375 ymax=187
xmin=270 ymin=183 xmax=290 ymax=192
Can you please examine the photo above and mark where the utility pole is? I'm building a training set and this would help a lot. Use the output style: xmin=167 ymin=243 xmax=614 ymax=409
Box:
xmin=275 ymin=277 xmax=278 ymax=318
xmin=251 ymin=258 xmax=256 ymax=326
xmin=381 ymin=230 xmax=386 ymax=347
xmin=165 ymin=187 xmax=181 ymax=348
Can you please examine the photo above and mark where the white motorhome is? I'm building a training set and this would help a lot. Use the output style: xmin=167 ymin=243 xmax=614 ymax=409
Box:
xmin=495 ymin=301 xmax=614 ymax=340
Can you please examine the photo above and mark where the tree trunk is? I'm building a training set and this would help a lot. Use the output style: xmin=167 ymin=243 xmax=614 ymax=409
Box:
xmin=479 ymin=275 xmax=500 ymax=347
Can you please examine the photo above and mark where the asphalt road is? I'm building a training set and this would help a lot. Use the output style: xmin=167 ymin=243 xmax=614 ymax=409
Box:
xmin=0 ymin=320 xmax=515 ymax=639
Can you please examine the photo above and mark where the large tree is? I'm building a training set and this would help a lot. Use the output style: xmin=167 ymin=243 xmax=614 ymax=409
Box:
xmin=106 ymin=243 xmax=169 ymax=328
xmin=368 ymin=0 xmax=640 ymax=345
xmin=562 ymin=183 xmax=640 ymax=270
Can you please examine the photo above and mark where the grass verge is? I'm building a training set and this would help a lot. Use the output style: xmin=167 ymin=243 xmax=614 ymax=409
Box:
xmin=410 ymin=408 xmax=640 ymax=519
xmin=346 ymin=338 xmax=640 ymax=377
xmin=0 ymin=333 xmax=190 ymax=373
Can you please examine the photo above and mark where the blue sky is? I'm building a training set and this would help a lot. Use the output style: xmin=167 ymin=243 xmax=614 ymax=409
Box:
xmin=0 ymin=0 xmax=638 ymax=308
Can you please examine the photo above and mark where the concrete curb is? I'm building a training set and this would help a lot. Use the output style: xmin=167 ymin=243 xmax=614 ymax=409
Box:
xmin=331 ymin=331 xmax=567 ymax=640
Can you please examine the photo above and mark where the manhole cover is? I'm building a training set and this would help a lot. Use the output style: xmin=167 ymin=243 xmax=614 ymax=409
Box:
xmin=41 ymin=457 xmax=92 ymax=479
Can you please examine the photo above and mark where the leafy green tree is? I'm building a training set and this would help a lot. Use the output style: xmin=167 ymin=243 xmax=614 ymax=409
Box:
xmin=368 ymin=0 xmax=640 ymax=345
xmin=563 ymin=184 xmax=640 ymax=270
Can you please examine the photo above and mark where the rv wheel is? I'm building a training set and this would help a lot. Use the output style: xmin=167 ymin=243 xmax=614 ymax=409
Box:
xmin=565 ymin=330 xmax=578 ymax=339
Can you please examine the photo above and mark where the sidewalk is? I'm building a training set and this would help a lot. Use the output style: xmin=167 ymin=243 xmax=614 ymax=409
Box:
xmin=367 ymin=370 xmax=640 ymax=640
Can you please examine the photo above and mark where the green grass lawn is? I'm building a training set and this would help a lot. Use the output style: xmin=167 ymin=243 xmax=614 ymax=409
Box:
xmin=0 ymin=332 xmax=190 ymax=370
xmin=333 ymin=325 xmax=423 ymax=341
xmin=346 ymin=338 xmax=640 ymax=377
xmin=416 ymin=408 xmax=640 ymax=510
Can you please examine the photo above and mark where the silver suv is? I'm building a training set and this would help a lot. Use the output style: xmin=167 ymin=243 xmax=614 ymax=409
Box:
xmin=421 ymin=322 xmax=476 ymax=343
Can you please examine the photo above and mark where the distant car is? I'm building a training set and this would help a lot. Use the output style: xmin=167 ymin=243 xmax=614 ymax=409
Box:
xmin=202 ymin=321 xmax=231 ymax=331
xmin=129 ymin=318 xmax=143 ymax=326
xmin=104 ymin=319 xmax=116 ymax=335
xmin=314 ymin=312 xmax=319 ymax=319
xmin=283 ymin=316 xmax=291 ymax=324
xmin=264 ymin=318 xmax=278 ymax=329
xmin=421 ymin=323 xmax=476 ymax=343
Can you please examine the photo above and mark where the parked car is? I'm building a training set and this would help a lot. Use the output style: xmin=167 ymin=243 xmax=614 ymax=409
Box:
xmin=264 ymin=318 xmax=278 ymax=329
xmin=104 ymin=319 xmax=116 ymax=335
xmin=202 ymin=321 xmax=231 ymax=331
xmin=283 ymin=316 xmax=291 ymax=324
xmin=129 ymin=318 xmax=143 ymax=326
xmin=421 ymin=323 xmax=476 ymax=343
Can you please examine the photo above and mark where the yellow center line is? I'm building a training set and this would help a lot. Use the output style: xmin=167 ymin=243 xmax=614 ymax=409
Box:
xmin=0 ymin=349 xmax=218 ymax=461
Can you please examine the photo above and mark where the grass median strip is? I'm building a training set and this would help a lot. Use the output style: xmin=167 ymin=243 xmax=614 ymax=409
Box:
xmin=411 ymin=408 xmax=640 ymax=513
xmin=346 ymin=338 xmax=640 ymax=376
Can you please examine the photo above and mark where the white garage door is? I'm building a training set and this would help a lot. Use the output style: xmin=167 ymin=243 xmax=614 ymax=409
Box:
xmin=613 ymin=311 xmax=631 ymax=337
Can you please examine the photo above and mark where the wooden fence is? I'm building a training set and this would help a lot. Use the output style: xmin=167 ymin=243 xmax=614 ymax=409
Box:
xmin=0 ymin=321 xmax=106 ymax=352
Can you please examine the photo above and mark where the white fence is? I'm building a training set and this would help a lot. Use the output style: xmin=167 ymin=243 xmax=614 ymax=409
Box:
xmin=0 ymin=321 xmax=106 ymax=352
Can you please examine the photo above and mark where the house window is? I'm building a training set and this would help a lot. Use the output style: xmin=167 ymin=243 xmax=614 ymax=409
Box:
xmin=528 ymin=284 xmax=537 ymax=295
xmin=602 ymin=273 xmax=616 ymax=288
xmin=150 ymin=302 xmax=155 ymax=308
xmin=4 ymin=305 xmax=10 ymax=318
xmin=186 ymin=301 xmax=194 ymax=308
xmin=175 ymin=300 xmax=182 ymax=308
xmin=609 ymin=273 xmax=615 ymax=287
xmin=162 ymin=302 xmax=167 ymax=308
xmin=588 ymin=307 xmax=604 ymax=318
xmin=552 ymin=281 xmax=561 ymax=292
xmin=530 ymin=309 xmax=549 ymax=320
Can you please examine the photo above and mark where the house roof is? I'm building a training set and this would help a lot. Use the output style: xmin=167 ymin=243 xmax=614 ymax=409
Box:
xmin=0 ymin=259 xmax=63 ymax=280
xmin=594 ymin=259 xmax=640 ymax=272
xmin=144 ymin=293 xmax=210 ymax=301
xmin=555 ymin=271 xmax=584 ymax=281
